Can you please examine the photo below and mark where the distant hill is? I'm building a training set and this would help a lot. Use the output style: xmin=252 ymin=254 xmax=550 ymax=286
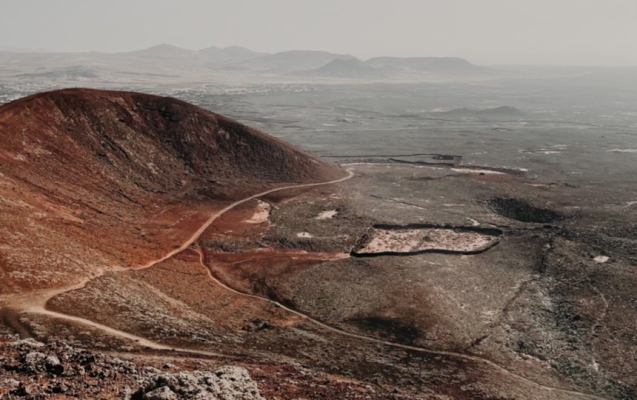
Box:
xmin=0 ymin=88 xmax=341 ymax=190
xmin=198 ymin=45 xmax=267 ymax=66
xmin=295 ymin=58 xmax=385 ymax=79
xmin=434 ymin=106 xmax=527 ymax=119
xmin=121 ymin=46 xmax=359 ymax=73
xmin=366 ymin=57 xmax=489 ymax=75
xmin=120 ymin=44 xmax=269 ymax=68
xmin=123 ymin=44 xmax=196 ymax=58
xmin=226 ymin=50 xmax=357 ymax=73
xmin=221 ymin=45 xmax=266 ymax=58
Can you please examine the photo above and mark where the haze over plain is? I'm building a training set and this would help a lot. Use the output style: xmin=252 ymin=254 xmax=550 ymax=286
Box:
xmin=1 ymin=0 xmax=637 ymax=65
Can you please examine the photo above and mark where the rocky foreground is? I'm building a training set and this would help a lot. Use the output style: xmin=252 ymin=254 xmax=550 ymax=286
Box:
xmin=0 ymin=336 xmax=263 ymax=400
xmin=0 ymin=336 xmax=403 ymax=400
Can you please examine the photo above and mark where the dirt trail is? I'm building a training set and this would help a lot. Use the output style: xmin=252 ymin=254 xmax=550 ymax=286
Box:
xmin=0 ymin=172 xmax=354 ymax=353
xmin=2 ymin=168 xmax=611 ymax=400
xmin=134 ymin=170 xmax=356 ymax=271
xmin=194 ymin=249 xmax=610 ymax=400
xmin=22 ymin=306 xmax=171 ymax=351
xmin=23 ymin=306 xmax=232 ymax=359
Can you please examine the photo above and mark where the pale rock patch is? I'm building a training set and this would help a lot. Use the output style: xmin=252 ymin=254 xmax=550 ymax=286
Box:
xmin=244 ymin=201 xmax=271 ymax=224
xmin=315 ymin=210 xmax=338 ymax=220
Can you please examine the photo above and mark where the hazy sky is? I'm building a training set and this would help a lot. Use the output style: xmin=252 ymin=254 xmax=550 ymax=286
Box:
xmin=1 ymin=0 xmax=636 ymax=65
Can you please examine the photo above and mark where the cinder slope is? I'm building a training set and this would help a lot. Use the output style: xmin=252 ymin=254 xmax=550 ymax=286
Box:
xmin=0 ymin=88 xmax=343 ymax=295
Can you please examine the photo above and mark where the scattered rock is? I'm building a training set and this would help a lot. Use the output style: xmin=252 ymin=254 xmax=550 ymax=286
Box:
xmin=52 ymin=381 xmax=69 ymax=394
xmin=143 ymin=386 xmax=177 ymax=400
xmin=45 ymin=354 xmax=65 ymax=375
xmin=4 ymin=378 xmax=20 ymax=389
xmin=23 ymin=351 xmax=47 ymax=372
xmin=14 ymin=382 xmax=32 ymax=396
xmin=0 ymin=335 xmax=400 ymax=399
xmin=131 ymin=367 xmax=264 ymax=400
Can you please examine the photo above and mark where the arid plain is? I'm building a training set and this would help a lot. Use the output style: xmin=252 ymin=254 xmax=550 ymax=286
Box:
xmin=1 ymin=54 xmax=636 ymax=400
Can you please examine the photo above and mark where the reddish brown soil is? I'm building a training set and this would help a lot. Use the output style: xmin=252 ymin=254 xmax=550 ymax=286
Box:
xmin=205 ymin=250 xmax=346 ymax=298
xmin=0 ymin=88 xmax=343 ymax=297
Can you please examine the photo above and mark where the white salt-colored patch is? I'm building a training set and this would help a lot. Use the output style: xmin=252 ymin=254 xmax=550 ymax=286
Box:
xmin=297 ymin=232 xmax=313 ymax=238
xmin=316 ymin=210 xmax=338 ymax=220
xmin=357 ymin=228 xmax=498 ymax=254
xmin=538 ymin=150 xmax=562 ymax=155
xmin=451 ymin=168 xmax=505 ymax=175
xmin=608 ymin=148 xmax=637 ymax=153
xmin=466 ymin=218 xmax=480 ymax=227
xmin=244 ymin=200 xmax=271 ymax=224
xmin=594 ymin=256 xmax=609 ymax=264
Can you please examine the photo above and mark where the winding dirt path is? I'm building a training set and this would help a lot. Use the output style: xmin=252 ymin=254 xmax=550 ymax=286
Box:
xmin=25 ymin=306 xmax=234 ymax=359
xmin=134 ymin=170 xmax=355 ymax=271
xmin=5 ymin=168 xmax=611 ymax=400
xmin=2 ymin=172 xmax=355 ymax=356
xmin=194 ymin=249 xmax=609 ymax=400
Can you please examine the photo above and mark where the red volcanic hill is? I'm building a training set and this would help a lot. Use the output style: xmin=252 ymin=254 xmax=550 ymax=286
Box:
xmin=0 ymin=88 xmax=343 ymax=295
xmin=0 ymin=88 xmax=341 ymax=198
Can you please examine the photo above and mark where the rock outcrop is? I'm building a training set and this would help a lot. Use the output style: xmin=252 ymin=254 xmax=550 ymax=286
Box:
xmin=0 ymin=336 xmax=264 ymax=399
xmin=132 ymin=367 xmax=264 ymax=400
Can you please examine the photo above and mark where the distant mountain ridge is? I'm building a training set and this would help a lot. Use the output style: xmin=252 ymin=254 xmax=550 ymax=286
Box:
xmin=123 ymin=44 xmax=196 ymax=58
xmin=295 ymin=58 xmax=385 ymax=79
xmin=121 ymin=44 xmax=267 ymax=65
xmin=0 ymin=43 xmax=490 ymax=81
xmin=227 ymin=50 xmax=358 ymax=73
xmin=366 ymin=57 xmax=489 ymax=75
